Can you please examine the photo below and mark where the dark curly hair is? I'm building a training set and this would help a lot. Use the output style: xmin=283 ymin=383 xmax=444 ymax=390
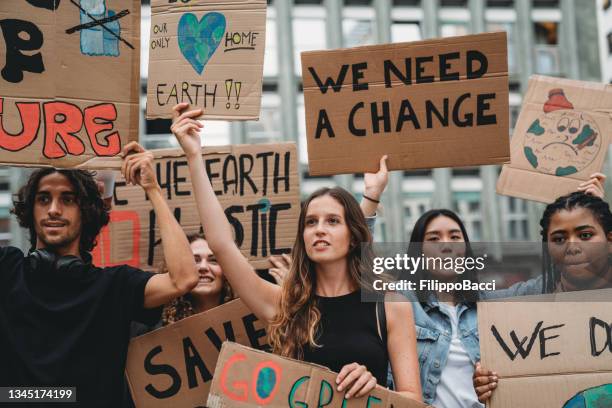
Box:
xmin=11 ymin=168 xmax=110 ymax=256
xmin=539 ymin=192 xmax=612 ymax=293
xmin=162 ymin=233 xmax=235 ymax=325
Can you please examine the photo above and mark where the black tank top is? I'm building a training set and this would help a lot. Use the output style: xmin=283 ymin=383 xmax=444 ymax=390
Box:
xmin=302 ymin=290 xmax=389 ymax=385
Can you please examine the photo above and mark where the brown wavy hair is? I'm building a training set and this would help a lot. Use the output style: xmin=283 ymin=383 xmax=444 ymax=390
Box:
xmin=162 ymin=233 xmax=234 ymax=325
xmin=268 ymin=187 xmax=376 ymax=359
xmin=11 ymin=169 xmax=109 ymax=257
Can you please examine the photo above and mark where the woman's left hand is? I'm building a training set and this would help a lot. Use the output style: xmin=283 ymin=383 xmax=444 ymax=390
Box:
xmin=336 ymin=363 xmax=377 ymax=399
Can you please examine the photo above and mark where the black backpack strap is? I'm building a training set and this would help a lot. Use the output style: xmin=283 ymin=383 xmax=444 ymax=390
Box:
xmin=376 ymin=300 xmax=388 ymax=346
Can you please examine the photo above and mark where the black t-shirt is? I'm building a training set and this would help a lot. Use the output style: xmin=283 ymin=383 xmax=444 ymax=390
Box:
xmin=0 ymin=246 xmax=162 ymax=407
xmin=302 ymin=290 xmax=389 ymax=385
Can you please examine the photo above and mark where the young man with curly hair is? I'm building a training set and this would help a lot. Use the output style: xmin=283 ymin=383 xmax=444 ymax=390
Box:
xmin=0 ymin=142 xmax=198 ymax=407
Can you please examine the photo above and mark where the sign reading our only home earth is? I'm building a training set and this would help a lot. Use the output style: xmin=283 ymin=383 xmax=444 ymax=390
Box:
xmin=146 ymin=0 xmax=267 ymax=120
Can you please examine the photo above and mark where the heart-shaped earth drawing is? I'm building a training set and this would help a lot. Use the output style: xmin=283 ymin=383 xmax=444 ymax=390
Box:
xmin=178 ymin=12 xmax=226 ymax=75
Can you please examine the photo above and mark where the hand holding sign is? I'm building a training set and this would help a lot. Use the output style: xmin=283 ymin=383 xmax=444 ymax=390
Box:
xmin=361 ymin=155 xmax=388 ymax=217
xmin=171 ymin=103 xmax=204 ymax=157
xmin=364 ymin=155 xmax=389 ymax=201
xmin=336 ymin=362 xmax=377 ymax=399
xmin=473 ymin=362 xmax=498 ymax=403
xmin=121 ymin=141 xmax=158 ymax=191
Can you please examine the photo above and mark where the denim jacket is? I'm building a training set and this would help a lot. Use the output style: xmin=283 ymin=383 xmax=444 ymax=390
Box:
xmin=405 ymin=293 xmax=480 ymax=404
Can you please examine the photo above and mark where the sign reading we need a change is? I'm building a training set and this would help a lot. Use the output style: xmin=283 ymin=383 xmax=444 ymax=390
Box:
xmin=0 ymin=0 xmax=140 ymax=168
xmin=147 ymin=0 xmax=266 ymax=120
xmin=301 ymin=32 xmax=509 ymax=176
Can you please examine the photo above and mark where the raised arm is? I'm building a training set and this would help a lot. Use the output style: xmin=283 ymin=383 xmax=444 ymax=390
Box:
xmin=120 ymin=142 xmax=198 ymax=308
xmin=170 ymin=103 xmax=281 ymax=322
xmin=360 ymin=155 xmax=388 ymax=218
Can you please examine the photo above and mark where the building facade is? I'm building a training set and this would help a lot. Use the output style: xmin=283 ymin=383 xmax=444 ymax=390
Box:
xmin=5 ymin=0 xmax=610 ymax=250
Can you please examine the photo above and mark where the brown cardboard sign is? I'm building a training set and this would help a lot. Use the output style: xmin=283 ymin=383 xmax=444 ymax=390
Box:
xmin=91 ymin=143 xmax=299 ymax=270
xmin=497 ymin=75 xmax=612 ymax=203
xmin=0 ymin=0 xmax=140 ymax=168
xmin=207 ymin=342 xmax=430 ymax=408
xmin=126 ymin=299 xmax=269 ymax=408
xmin=301 ymin=32 xmax=509 ymax=176
xmin=146 ymin=0 xmax=266 ymax=120
xmin=478 ymin=289 xmax=612 ymax=408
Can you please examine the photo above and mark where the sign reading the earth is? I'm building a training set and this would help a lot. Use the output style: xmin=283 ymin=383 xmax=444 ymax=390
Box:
xmin=497 ymin=75 xmax=611 ymax=203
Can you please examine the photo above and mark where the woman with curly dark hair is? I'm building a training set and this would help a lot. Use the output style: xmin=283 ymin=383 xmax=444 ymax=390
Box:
xmin=162 ymin=232 xmax=235 ymax=325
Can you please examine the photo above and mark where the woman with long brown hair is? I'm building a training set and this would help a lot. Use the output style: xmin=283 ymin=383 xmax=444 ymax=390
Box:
xmin=170 ymin=103 xmax=422 ymax=401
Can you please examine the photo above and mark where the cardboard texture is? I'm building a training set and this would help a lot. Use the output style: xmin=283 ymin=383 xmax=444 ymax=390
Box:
xmin=497 ymin=75 xmax=612 ymax=203
xmin=146 ymin=0 xmax=266 ymax=120
xmin=478 ymin=289 xmax=612 ymax=408
xmin=301 ymin=32 xmax=509 ymax=176
xmin=207 ymin=342 xmax=430 ymax=408
xmin=91 ymin=143 xmax=299 ymax=270
xmin=126 ymin=299 xmax=269 ymax=408
xmin=0 ymin=0 xmax=140 ymax=168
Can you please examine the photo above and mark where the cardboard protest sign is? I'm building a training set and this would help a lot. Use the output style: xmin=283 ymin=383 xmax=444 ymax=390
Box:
xmin=497 ymin=75 xmax=612 ymax=203
xmin=91 ymin=143 xmax=299 ymax=270
xmin=0 ymin=0 xmax=140 ymax=168
xmin=126 ymin=299 xmax=269 ymax=408
xmin=207 ymin=342 xmax=430 ymax=408
xmin=146 ymin=0 xmax=266 ymax=120
xmin=478 ymin=289 xmax=612 ymax=408
xmin=301 ymin=32 xmax=509 ymax=176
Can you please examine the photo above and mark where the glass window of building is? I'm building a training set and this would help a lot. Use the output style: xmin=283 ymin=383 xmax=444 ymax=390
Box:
xmin=487 ymin=22 xmax=517 ymax=74
xmin=501 ymin=196 xmax=529 ymax=241
xmin=343 ymin=6 xmax=376 ymax=47
xmin=293 ymin=5 xmax=326 ymax=75
xmin=246 ymin=92 xmax=282 ymax=143
xmin=391 ymin=22 xmax=421 ymax=42
xmin=264 ymin=11 xmax=279 ymax=77
xmin=533 ymin=22 xmax=561 ymax=75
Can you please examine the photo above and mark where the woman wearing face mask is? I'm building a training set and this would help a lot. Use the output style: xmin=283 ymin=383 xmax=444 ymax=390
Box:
xmin=170 ymin=104 xmax=422 ymax=401
xmin=474 ymin=191 xmax=612 ymax=403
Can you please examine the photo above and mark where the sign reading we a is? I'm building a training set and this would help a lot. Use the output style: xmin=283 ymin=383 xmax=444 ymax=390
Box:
xmin=0 ymin=0 xmax=140 ymax=168
xmin=301 ymin=32 xmax=510 ymax=176
xmin=146 ymin=0 xmax=267 ymax=120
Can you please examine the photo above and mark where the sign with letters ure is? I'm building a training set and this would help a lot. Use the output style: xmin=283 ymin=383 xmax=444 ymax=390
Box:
xmin=0 ymin=0 xmax=140 ymax=168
